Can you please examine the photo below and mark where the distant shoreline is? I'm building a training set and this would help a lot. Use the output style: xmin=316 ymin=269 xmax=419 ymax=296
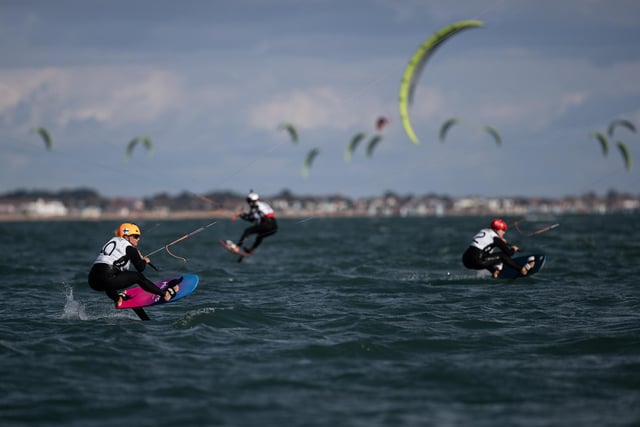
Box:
xmin=2 ymin=189 xmax=639 ymax=221
xmin=0 ymin=210 xmax=220 ymax=222
xmin=0 ymin=210 xmax=370 ymax=222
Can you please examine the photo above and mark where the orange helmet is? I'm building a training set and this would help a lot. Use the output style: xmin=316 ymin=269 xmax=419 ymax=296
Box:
xmin=490 ymin=218 xmax=508 ymax=231
xmin=117 ymin=222 xmax=141 ymax=237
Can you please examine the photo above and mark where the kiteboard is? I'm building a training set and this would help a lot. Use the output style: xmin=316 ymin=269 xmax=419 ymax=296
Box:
xmin=497 ymin=254 xmax=546 ymax=279
xmin=219 ymin=239 xmax=252 ymax=257
xmin=117 ymin=273 xmax=199 ymax=310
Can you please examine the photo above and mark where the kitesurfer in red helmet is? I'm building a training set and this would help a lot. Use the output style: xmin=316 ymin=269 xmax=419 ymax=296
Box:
xmin=462 ymin=218 xmax=535 ymax=278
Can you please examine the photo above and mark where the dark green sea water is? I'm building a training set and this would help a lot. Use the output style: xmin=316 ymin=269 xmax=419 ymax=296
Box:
xmin=1 ymin=215 xmax=639 ymax=427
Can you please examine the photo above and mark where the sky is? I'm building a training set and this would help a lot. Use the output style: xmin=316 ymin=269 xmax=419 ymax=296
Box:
xmin=1 ymin=0 xmax=639 ymax=199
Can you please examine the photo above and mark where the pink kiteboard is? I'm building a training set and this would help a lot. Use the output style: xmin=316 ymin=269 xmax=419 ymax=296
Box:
xmin=117 ymin=274 xmax=199 ymax=310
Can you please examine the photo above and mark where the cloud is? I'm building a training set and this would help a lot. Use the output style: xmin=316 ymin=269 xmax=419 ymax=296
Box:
xmin=248 ymin=86 xmax=379 ymax=132
xmin=0 ymin=66 xmax=185 ymax=129
xmin=56 ymin=67 xmax=184 ymax=127
xmin=0 ymin=69 xmax=55 ymax=114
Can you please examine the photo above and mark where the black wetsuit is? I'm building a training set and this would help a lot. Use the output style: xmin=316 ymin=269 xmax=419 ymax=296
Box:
xmin=88 ymin=238 xmax=165 ymax=303
xmin=462 ymin=228 xmax=522 ymax=274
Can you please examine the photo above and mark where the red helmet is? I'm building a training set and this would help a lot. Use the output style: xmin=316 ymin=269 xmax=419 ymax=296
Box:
xmin=490 ymin=218 xmax=508 ymax=231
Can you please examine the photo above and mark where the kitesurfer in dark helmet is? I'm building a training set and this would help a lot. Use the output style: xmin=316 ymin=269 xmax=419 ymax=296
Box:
xmin=230 ymin=191 xmax=278 ymax=255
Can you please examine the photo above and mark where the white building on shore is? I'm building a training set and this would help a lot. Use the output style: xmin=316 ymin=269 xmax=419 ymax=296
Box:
xmin=23 ymin=198 xmax=68 ymax=217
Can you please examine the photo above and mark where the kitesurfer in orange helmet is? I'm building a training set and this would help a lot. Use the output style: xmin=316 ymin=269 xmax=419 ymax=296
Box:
xmin=88 ymin=223 xmax=181 ymax=308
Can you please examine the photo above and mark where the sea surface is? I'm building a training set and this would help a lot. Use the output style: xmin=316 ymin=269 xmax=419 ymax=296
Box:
xmin=1 ymin=215 xmax=639 ymax=427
